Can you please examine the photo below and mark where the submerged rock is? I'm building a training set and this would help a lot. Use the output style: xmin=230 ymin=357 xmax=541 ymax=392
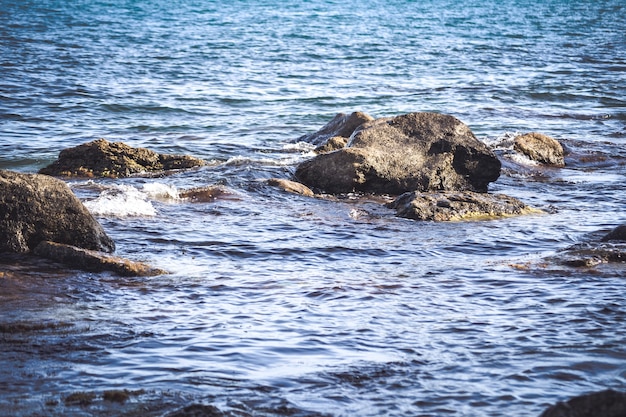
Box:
xmin=33 ymin=241 xmax=166 ymax=277
xmin=539 ymin=389 xmax=626 ymax=417
xmin=295 ymin=112 xmax=501 ymax=195
xmin=387 ymin=191 xmax=534 ymax=221
xmin=550 ymin=224 xmax=626 ymax=267
xmin=178 ymin=186 xmax=234 ymax=202
xmin=39 ymin=138 xmax=205 ymax=178
xmin=514 ymin=132 xmax=565 ymax=166
xmin=0 ymin=170 xmax=115 ymax=253
xmin=267 ymin=178 xmax=315 ymax=197
xmin=297 ymin=111 xmax=374 ymax=147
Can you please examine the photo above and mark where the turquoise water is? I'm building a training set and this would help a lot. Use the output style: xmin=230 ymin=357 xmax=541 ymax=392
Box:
xmin=1 ymin=1 xmax=625 ymax=416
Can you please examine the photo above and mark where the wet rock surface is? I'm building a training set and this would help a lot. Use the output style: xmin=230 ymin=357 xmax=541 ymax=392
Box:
xmin=514 ymin=132 xmax=565 ymax=166
xmin=552 ymin=224 xmax=626 ymax=268
xmin=0 ymin=170 xmax=115 ymax=253
xmin=539 ymin=389 xmax=626 ymax=417
xmin=295 ymin=112 xmax=501 ymax=195
xmin=297 ymin=111 xmax=374 ymax=147
xmin=267 ymin=178 xmax=315 ymax=197
xmin=33 ymin=241 xmax=167 ymax=277
xmin=39 ymin=138 xmax=205 ymax=178
xmin=387 ymin=191 xmax=534 ymax=221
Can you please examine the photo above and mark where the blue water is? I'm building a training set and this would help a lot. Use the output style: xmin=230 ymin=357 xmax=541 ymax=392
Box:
xmin=1 ymin=1 xmax=626 ymax=416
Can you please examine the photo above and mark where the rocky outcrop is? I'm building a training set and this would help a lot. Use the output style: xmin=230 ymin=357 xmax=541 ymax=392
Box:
xmin=34 ymin=241 xmax=166 ymax=277
xmin=0 ymin=170 xmax=115 ymax=253
xmin=297 ymin=111 xmax=374 ymax=147
xmin=387 ymin=191 xmax=533 ymax=221
xmin=39 ymin=138 xmax=205 ymax=178
xmin=295 ymin=112 xmax=501 ymax=195
xmin=539 ymin=389 xmax=626 ymax=417
xmin=514 ymin=132 xmax=565 ymax=166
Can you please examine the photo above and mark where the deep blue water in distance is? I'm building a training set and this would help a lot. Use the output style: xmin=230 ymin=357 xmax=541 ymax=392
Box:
xmin=1 ymin=1 xmax=626 ymax=416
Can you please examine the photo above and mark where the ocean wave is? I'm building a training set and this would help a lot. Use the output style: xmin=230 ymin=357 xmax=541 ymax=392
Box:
xmin=83 ymin=184 xmax=162 ymax=217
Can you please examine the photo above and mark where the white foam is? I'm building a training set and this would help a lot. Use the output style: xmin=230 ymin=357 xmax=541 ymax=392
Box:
xmin=84 ymin=184 xmax=157 ymax=217
xmin=142 ymin=183 xmax=179 ymax=201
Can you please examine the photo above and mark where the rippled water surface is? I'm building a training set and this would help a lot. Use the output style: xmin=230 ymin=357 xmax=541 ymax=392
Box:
xmin=1 ymin=0 xmax=625 ymax=416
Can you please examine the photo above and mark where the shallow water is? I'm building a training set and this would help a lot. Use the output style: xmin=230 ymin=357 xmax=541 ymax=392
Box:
xmin=1 ymin=0 xmax=625 ymax=416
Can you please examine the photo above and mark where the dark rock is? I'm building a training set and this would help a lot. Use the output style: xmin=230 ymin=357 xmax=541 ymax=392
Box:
xmin=514 ymin=132 xmax=565 ymax=166
xmin=267 ymin=178 xmax=315 ymax=197
xmin=387 ymin=191 xmax=533 ymax=221
xmin=0 ymin=170 xmax=115 ymax=253
xmin=601 ymin=224 xmax=626 ymax=242
xmin=33 ymin=241 xmax=167 ymax=277
xmin=295 ymin=112 xmax=501 ymax=194
xmin=558 ymin=243 xmax=626 ymax=267
xmin=39 ymin=138 xmax=205 ymax=178
xmin=179 ymin=186 xmax=234 ymax=202
xmin=539 ymin=389 xmax=626 ymax=417
xmin=298 ymin=112 xmax=375 ymax=147
xmin=167 ymin=404 xmax=226 ymax=417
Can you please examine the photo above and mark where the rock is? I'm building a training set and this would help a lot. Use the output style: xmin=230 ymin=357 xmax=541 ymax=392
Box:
xmin=295 ymin=112 xmax=501 ymax=194
xmin=558 ymin=243 xmax=626 ymax=267
xmin=539 ymin=389 xmax=626 ymax=417
xmin=267 ymin=178 xmax=315 ymax=196
xmin=514 ymin=132 xmax=565 ymax=166
xmin=387 ymin=191 xmax=534 ymax=221
xmin=601 ymin=224 xmax=626 ymax=242
xmin=166 ymin=404 xmax=225 ymax=417
xmin=179 ymin=186 xmax=233 ymax=202
xmin=314 ymin=136 xmax=348 ymax=154
xmin=297 ymin=111 xmax=375 ymax=147
xmin=0 ymin=170 xmax=115 ymax=253
xmin=33 ymin=241 xmax=167 ymax=277
xmin=39 ymin=138 xmax=205 ymax=178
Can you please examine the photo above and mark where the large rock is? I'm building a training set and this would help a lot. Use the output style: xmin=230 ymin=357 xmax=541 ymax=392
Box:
xmin=539 ymin=389 xmax=626 ymax=417
xmin=295 ymin=112 xmax=501 ymax=194
xmin=0 ymin=170 xmax=115 ymax=253
xmin=297 ymin=111 xmax=375 ymax=147
xmin=39 ymin=138 xmax=205 ymax=178
xmin=514 ymin=132 xmax=565 ymax=166
xmin=387 ymin=191 xmax=533 ymax=221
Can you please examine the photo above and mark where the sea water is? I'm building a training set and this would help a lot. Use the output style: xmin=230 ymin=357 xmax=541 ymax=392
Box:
xmin=1 ymin=0 xmax=625 ymax=416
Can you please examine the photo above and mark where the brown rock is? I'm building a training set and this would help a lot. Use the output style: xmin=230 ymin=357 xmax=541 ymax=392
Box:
xmin=267 ymin=178 xmax=315 ymax=197
xmin=0 ymin=170 xmax=115 ymax=253
xmin=314 ymin=136 xmax=348 ymax=154
xmin=33 ymin=241 xmax=167 ymax=277
xmin=387 ymin=191 xmax=534 ymax=221
xmin=296 ymin=112 xmax=501 ymax=194
xmin=514 ymin=132 xmax=565 ymax=166
xmin=297 ymin=112 xmax=375 ymax=147
xmin=39 ymin=138 xmax=205 ymax=178
xmin=179 ymin=186 xmax=233 ymax=202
